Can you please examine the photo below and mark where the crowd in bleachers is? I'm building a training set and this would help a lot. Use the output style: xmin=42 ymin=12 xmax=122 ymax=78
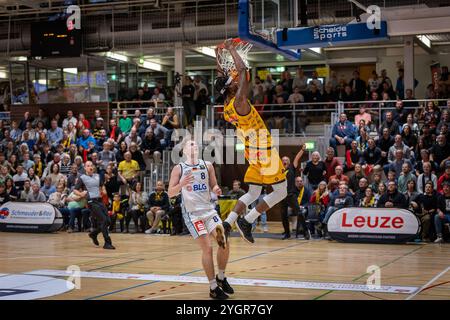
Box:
xmin=0 ymin=105 xmax=190 ymax=235
xmin=239 ymin=66 xmax=450 ymax=134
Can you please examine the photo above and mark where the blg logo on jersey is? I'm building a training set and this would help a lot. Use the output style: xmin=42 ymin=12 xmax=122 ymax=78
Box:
xmin=194 ymin=220 xmax=205 ymax=233
xmin=193 ymin=184 xmax=208 ymax=192
xmin=0 ymin=207 xmax=9 ymax=219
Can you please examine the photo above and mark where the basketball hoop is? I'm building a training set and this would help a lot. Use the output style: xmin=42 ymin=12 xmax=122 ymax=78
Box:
xmin=216 ymin=38 xmax=253 ymax=81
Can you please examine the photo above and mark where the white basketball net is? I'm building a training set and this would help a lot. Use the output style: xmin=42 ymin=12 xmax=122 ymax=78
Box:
xmin=216 ymin=40 xmax=253 ymax=78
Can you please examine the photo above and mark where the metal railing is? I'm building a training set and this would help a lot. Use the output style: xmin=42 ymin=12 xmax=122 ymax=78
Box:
xmin=208 ymin=99 xmax=450 ymax=137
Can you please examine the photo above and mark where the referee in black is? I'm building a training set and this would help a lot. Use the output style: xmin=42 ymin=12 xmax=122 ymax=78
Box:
xmin=281 ymin=144 xmax=310 ymax=240
xmin=74 ymin=161 xmax=115 ymax=250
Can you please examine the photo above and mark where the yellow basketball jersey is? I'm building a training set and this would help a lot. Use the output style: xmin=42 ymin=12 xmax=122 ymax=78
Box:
xmin=223 ymin=97 xmax=286 ymax=185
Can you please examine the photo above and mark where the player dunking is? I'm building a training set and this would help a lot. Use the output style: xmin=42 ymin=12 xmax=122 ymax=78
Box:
xmin=214 ymin=39 xmax=287 ymax=243
xmin=168 ymin=140 xmax=234 ymax=300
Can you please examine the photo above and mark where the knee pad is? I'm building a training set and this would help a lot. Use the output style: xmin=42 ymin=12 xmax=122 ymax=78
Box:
xmin=263 ymin=180 xmax=287 ymax=208
xmin=239 ymin=184 xmax=262 ymax=207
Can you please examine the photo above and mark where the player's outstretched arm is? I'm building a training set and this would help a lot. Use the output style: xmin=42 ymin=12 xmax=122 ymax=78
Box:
xmin=223 ymin=39 xmax=250 ymax=116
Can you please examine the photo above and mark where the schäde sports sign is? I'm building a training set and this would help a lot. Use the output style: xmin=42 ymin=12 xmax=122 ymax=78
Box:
xmin=327 ymin=208 xmax=421 ymax=243
xmin=0 ymin=202 xmax=63 ymax=233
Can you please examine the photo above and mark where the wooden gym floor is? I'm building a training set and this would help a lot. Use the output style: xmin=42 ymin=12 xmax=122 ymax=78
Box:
xmin=0 ymin=222 xmax=449 ymax=300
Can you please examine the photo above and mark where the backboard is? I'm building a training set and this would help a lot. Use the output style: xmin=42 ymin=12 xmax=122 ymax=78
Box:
xmin=238 ymin=0 xmax=302 ymax=61
xmin=238 ymin=0 xmax=389 ymax=61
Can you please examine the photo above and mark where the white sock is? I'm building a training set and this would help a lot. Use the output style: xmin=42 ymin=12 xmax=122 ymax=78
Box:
xmin=210 ymin=279 xmax=218 ymax=290
xmin=225 ymin=211 xmax=239 ymax=225
xmin=245 ymin=208 xmax=261 ymax=224
xmin=217 ymin=269 xmax=225 ymax=280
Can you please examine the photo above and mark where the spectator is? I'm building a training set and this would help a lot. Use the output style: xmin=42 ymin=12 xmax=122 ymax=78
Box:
xmin=344 ymin=140 xmax=362 ymax=172
xmin=322 ymin=184 xmax=354 ymax=239
xmin=302 ymin=151 xmax=327 ymax=190
xmin=107 ymin=118 xmax=123 ymax=143
xmin=32 ymin=108 xmax=49 ymax=128
xmin=147 ymin=118 xmax=168 ymax=148
xmin=388 ymin=135 xmax=412 ymax=164
xmin=329 ymin=165 xmax=349 ymax=186
xmin=141 ymin=130 xmax=162 ymax=165
xmin=323 ymin=147 xmax=342 ymax=180
xmin=360 ymin=187 xmax=377 ymax=207
xmin=420 ymin=101 xmax=441 ymax=132
xmin=12 ymin=165 xmax=28 ymax=191
xmin=46 ymin=120 xmax=63 ymax=149
xmin=62 ymin=110 xmax=77 ymax=129
xmin=361 ymin=138 xmax=382 ymax=174
xmin=392 ymin=99 xmax=409 ymax=125
xmin=10 ymin=121 xmax=22 ymax=143
xmin=292 ymin=68 xmax=308 ymax=94
xmin=354 ymin=177 xmax=369 ymax=204
xmin=118 ymin=151 xmax=139 ymax=187
xmin=404 ymin=179 xmax=419 ymax=207
xmin=129 ymin=142 xmax=146 ymax=171
xmin=411 ymin=181 xmax=440 ymax=241
xmin=417 ymin=162 xmax=437 ymax=193
xmin=126 ymin=182 xmax=148 ymax=233
xmin=435 ymin=181 xmax=450 ymax=243
xmin=181 ymin=76 xmax=196 ymax=126
xmin=5 ymin=177 xmax=18 ymax=201
xmin=0 ymin=183 xmax=10 ymax=204
xmin=77 ymin=129 xmax=96 ymax=152
xmin=386 ymin=149 xmax=412 ymax=179
xmin=430 ymin=135 xmax=450 ymax=172
xmin=119 ymin=110 xmax=133 ymax=135
xmin=161 ymin=107 xmax=179 ymax=146
xmin=354 ymin=105 xmax=372 ymax=128
xmin=77 ymin=113 xmax=91 ymax=131
xmin=437 ymin=161 xmax=450 ymax=192
xmin=402 ymin=113 xmax=420 ymax=136
xmin=401 ymin=124 xmax=418 ymax=153
xmin=349 ymin=70 xmax=367 ymax=101
xmin=27 ymin=167 xmax=41 ymax=186
xmin=379 ymin=111 xmax=400 ymax=137
xmin=48 ymin=162 xmax=66 ymax=187
xmin=19 ymin=180 xmax=31 ymax=201
xmin=349 ymin=163 xmax=366 ymax=193
xmin=367 ymin=70 xmax=380 ymax=93
xmin=124 ymin=127 xmax=142 ymax=148
xmin=397 ymin=162 xmax=416 ymax=193
xmin=377 ymin=181 xmax=407 ymax=208
xmin=369 ymin=172 xmax=382 ymax=194
xmin=145 ymin=180 xmax=170 ymax=234
xmin=40 ymin=176 xmax=56 ymax=199
xmin=27 ymin=182 xmax=46 ymax=202
xmin=330 ymin=113 xmax=355 ymax=152
xmin=227 ymin=180 xmax=246 ymax=199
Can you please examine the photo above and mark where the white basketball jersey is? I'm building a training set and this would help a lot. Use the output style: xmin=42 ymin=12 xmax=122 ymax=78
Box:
xmin=180 ymin=160 xmax=214 ymax=213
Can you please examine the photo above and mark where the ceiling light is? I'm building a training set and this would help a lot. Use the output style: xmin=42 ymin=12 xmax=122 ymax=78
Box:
xmin=309 ymin=47 xmax=322 ymax=54
xmin=142 ymin=60 xmax=162 ymax=71
xmin=63 ymin=68 xmax=78 ymax=74
xmin=198 ymin=47 xmax=216 ymax=58
xmin=416 ymin=35 xmax=431 ymax=48
xmin=106 ymin=52 xmax=129 ymax=62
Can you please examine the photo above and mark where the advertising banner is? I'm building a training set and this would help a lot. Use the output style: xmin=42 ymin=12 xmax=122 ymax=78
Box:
xmin=277 ymin=21 xmax=388 ymax=49
xmin=327 ymin=208 xmax=421 ymax=243
xmin=0 ymin=202 xmax=63 ymax=233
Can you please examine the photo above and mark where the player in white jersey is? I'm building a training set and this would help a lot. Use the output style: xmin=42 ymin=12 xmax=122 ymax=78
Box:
xmin=168 ymin=140 xmax=233 ymax=300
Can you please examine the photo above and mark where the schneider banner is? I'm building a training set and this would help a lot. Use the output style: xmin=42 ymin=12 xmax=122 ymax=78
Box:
xmin=327 ymin=208 xmax=421 ymax=243
xmin=0 ymin=202 xmax=63 ymax=233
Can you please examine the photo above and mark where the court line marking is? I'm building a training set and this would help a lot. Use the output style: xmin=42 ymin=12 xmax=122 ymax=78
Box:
xmin=142 ymin=290 xmax=304 ymax=300
xmin=27 ymin=269 xmax=418 ymax=294
xmin=78 ymin=242 xmax=306 ymax=300
xmin=312 ymin=244 xmax=426 ymax=300
xmin=405 ymin=266 xmax=450 ymax=300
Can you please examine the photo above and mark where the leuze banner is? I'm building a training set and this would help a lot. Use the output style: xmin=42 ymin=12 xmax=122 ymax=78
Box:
xmin=0 ymin=202 xmax=63 ymax=233
xmin=327 ymin=208 xmax=421 ymax=243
